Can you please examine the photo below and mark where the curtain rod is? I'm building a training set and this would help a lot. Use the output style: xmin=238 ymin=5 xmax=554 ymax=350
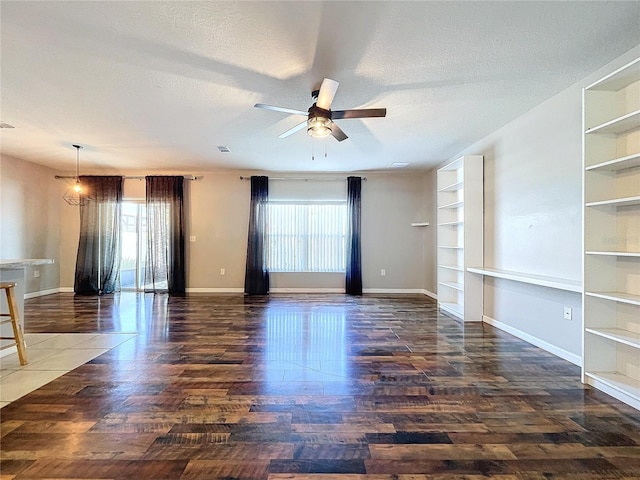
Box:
xmin=55 ymin=175 xmax=203 ymax=180
xmin=239 ymin=176 xmax=366 ymax=181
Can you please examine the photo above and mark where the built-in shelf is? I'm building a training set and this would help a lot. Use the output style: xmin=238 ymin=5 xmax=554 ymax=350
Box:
xmin=466 ymin=267 xmax=582 ymax=293
xmin=585 ymin=291 xmax=640 ymax=306
xmin=583 ymin=57 xmax=640 ymax=412
xmin=438 ymin=264 xmax=463 ymax=271
xmin=436 ymin=155 xmax=483 ymax=322
xmin=585 ymin=195 xmax=640 ymax=208
xmin=438 ymin=281 xmax=464 ymax=291
xmin=585 ymin=328 xmax=640 ymax=349
xmin=410 ymin=222 xmax=430 ymax=227
xmin=438 ymin=200 xmax=464 ymax=209
xmin=587 ymin=57 xmax=640 ymax=91
xmin=585 ymin=372 xmax=640 ymax=407
xmin=586 ymin=251 xmax=640 ymax=257
xmin=586 ymin=153 xmax=640 ymax=172
xmin=438 ymin=180 xmax=464 ymax=192
xmin=585 ymin=110 xmax=640 ymax=135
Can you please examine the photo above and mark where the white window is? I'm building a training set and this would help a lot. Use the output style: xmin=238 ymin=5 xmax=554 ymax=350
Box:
xmin=267 ymin=202 xmax=347 ymax=272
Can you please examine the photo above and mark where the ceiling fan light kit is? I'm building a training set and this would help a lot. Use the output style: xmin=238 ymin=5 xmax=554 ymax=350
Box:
xmin=307 ymin=109 xmax=332 ymax=138
xmin=255 ymin=78 xmax=386 ymax=143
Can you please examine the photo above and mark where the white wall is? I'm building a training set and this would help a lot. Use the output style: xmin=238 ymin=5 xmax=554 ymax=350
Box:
xmin=0 ymin=154 xmax=61 ymax=293
xmin=361 ymin=173 xmax=429 ymax=292
xmin=186 ymin=173 xmax=250 ymax=290
xmin=437 ymin=45 xmax=640 ymax=363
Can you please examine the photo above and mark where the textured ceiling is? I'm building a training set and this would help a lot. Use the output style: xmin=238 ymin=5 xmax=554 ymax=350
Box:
xmin=1 ymin=1 xmax=639 ymax=173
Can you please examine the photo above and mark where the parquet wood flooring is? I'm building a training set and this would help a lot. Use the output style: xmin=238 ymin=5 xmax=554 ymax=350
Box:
xmin=1 ymin=292 xmax=639 ymax=479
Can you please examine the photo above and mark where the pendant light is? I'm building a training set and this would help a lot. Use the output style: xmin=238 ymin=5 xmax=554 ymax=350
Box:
xmin=63 ymin=144 xmax=89 ymax=206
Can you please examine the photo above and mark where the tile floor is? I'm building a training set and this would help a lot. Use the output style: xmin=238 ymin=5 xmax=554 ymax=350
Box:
xmin=0 ymin=332 xmax=137 ymax=408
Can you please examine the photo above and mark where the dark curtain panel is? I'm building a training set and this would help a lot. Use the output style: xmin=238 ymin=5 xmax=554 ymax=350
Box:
xmin=346 ymin=176 xmax=363 ymax=295
xmin=74 ymin=176 xmax=123 ymax=295
xmin=145 ymin=176 xmax=186 ymax=295
xmin=244 ymin=176 xmax=269 ymax=295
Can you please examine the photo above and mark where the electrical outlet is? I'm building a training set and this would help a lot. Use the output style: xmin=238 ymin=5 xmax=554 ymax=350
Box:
xmin=190 ymin=236 xmax=196 ymax=242
xmin=563 ymin=306 xmax=572 ymax=320
xmin=220 ymin=268 xmax=226 ymax=276
xmin=381 ymin=269 xmax=386 ymax=276
xmin=33 ymin=270 xmax=40 ymax=278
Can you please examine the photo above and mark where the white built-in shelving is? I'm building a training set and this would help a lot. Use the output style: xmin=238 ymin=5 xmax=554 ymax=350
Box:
xmin=582 ymin=57 xmax=640 ymax=411
xmin=436 ymin=155 xmax=483 ymax=322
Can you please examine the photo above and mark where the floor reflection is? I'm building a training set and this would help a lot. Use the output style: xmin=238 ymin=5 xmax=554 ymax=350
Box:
xmin=71 ymin=292 xmax=170 ymax=340
xmin=264 ymin=306 xmax=349 ymax=394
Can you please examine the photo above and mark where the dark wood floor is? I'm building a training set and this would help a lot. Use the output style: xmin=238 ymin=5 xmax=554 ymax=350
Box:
xmin=1 ymin=293 xmax=639 ymax=479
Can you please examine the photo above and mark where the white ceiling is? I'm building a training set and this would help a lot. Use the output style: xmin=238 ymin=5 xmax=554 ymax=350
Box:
xmin=1 ymin=1 xmax=639 ymax=174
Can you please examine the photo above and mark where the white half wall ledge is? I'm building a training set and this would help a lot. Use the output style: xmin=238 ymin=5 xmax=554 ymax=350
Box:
xmin=0 ymin=259 xmax=55 ymax=269
xmin=483 ymin=314 xmax=581 ymax=366
xmin=467 ymin=267 xmax=582 ymax=293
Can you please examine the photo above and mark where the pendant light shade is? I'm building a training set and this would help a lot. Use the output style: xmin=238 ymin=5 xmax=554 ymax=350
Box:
xmin=63 ymin=145 xmax=89 ymax=206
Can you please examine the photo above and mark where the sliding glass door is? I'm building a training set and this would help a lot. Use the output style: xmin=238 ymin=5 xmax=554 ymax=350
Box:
xmin=120 ymin=202 xmax=147 ymax=291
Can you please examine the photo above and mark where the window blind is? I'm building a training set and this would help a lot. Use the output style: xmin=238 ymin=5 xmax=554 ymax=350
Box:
xmin=267 ymin=202 xmax=347 ymax=272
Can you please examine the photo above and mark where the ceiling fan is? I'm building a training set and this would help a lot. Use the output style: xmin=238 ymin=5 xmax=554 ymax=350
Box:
xmin=254 ymin=78 xmax=386 ymax=142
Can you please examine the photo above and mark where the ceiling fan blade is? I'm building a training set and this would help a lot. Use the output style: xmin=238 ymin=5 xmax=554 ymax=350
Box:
xmin=255 ymin=103 xmax=307 ymax=116
xmin=315 ymin=78 xmax=339 ymax=110
xmin=331 ymin=122 xmax=348 ymax=142
xmin=331 ymin=108 xmax=387 ymax=120
xmin=278 ymin=120 xmax=308 ymax=138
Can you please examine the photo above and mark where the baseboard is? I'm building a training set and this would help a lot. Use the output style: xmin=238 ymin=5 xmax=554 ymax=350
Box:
xmin=35 ymin=287 xmax=439 ymax=297
xmin=422 ymin=289 xmax=437 ymax=300
xmin=24 ymin=288 xmax=61 ymax=299
xmin=0 ymin=345 xmax=17 ymax=359
xmin=190 ymin=288 xmax=432 ymax=294
xmin=186 ymin=288 xmax=244 ymax=293
xmin=271 ymin=288 xmax=432 ymax=294
xmin=270 ymin=288 xmax=345 ymax=293
xmin=363 ymin=288 xmax=430 ymax=294
xmin=59 ymin=287 xmax=245 ymax=294
xmin=482 ymin=315 xmax=581 ymax=366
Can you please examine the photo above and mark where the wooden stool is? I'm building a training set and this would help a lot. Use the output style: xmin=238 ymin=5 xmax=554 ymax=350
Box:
xmin=0 ymin=282 xmax=28 ymax=365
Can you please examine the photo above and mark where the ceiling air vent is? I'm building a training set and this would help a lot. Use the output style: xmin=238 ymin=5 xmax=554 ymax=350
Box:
xmin=217 ymin=145 xmax=231 ymax=153
xmin=388 ymin=162 xmax=409 ymax=168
